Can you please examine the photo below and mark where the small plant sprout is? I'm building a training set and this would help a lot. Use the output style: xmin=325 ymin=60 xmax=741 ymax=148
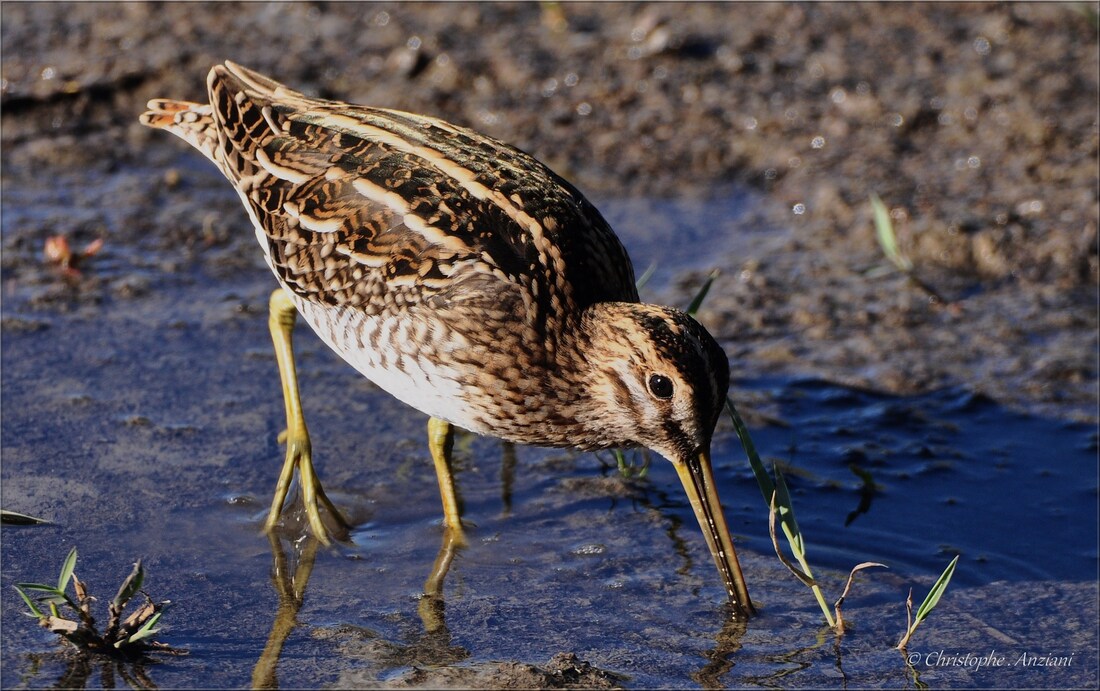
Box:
xmin=759 ymin=455 xmax=835 ymax=627
xmin=833 ymin=561 xmax=888 ymax=634
xmin=611 ymin=448 xmax=651 ymax=479
xmin=869 ymin=193 xmax=954 ymax=309
xmin=634 ymin=261 xmax=658 ymax=292
xmin=13 ymin=548 xmax=180 ymax=656
xmin=896 ymin=554 xmax=960 ymax=650
xmin=870 ymin=193 xmax=912 ymax=273
xmin=684 ymin=269 xmax=720 ymax=318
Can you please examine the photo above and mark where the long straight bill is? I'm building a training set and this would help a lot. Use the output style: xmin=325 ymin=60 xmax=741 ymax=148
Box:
xmin=674 ymin=449 xmax=755 ymax=618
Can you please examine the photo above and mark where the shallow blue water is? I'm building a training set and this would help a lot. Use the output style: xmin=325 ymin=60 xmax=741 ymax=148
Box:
xmin=1 ymin=180 xmax=1096 ymax=688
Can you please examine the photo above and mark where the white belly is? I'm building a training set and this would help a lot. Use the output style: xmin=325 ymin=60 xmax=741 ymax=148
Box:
xmin=291 ymin=297 xmax=490 ymax=435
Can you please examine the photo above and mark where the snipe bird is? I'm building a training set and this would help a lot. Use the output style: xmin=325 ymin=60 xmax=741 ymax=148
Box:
xmin=140 ymin=62 xmax=753 ymax=617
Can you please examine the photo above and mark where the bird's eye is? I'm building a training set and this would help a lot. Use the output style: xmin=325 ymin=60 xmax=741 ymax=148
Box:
xmin=647 ymin=373 xmax=674 ymax=399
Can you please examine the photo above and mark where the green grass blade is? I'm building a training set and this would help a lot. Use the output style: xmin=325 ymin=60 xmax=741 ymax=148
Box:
xmin=728 ymin=396 xmax=836 ymax=626
xmin=125 ymin=611 xmax=163 ymax=645
xmin=871 ymin=194 xmax=912 ymax=272
xmin=685 ymin=269 xmax=719 ymax=316
xmin=15 ymin=583 xmax=70 ymax=607
xmin=14 ymin=586 xmax=45 ymax=618
xmin=897 ymin=555 xmax=960 ymax=649
xmin=634 ymin=262 xmax=657 ymax=292
xmin=112 ymin=560 xmax=145 ymax=612
xmin=726 ymin=397 xmax=775 ymax=503
xmin=57 ymin=547 xmax=78 ymax=594
xmin=772 ymin=465 xmax=806 ymax=562
xmin=612 ymin=448 xmax=628 ymax=475
xmin=1 ymin=510 xmax=51 ymax=525
xmin=914 ymin=555 xmax=959 ymax=624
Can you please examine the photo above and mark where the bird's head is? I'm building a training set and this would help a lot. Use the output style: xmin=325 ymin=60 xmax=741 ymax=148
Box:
xmin=576 ymin=301 xmax=753 ymax=616
xmin=577 ymin=302 xmax=729 ymax=459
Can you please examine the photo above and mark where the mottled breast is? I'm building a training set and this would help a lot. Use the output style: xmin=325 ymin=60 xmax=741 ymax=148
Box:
xmin=202 ymin=63 xmax=642 ymax=431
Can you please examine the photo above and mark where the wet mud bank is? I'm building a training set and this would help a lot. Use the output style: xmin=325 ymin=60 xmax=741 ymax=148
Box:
xmin=2 ymin=1 xmax=1096 ymax=420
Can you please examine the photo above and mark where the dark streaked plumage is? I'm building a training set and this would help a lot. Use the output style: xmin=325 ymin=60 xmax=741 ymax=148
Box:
xmin=140 ymin=62 xmax=752 ymax=616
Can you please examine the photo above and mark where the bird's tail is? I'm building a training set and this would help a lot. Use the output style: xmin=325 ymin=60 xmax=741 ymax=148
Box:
xmin=139 ymin=61 xmax=310 ymax=175
xmin=139 ymin=98 xmax=221 ymax=167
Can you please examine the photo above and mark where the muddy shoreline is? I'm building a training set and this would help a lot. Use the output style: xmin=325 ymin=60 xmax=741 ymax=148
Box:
xmin=3 ymin=2 xmax=1096 ymax=421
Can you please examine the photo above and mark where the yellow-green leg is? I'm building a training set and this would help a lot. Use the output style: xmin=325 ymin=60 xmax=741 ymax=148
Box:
xmin=427 ymin=417 xmax=467 ymax=545
xmin=265 ymin=288 xmax=349 ymax=544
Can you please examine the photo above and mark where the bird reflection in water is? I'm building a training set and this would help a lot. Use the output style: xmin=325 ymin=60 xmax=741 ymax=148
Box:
xmin=251 ymin=525 xmax=469 ymax=688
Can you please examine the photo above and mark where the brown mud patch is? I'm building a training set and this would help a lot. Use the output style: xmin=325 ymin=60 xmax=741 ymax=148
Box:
xmin=3 ymin=2 xmax=1096 ymax=420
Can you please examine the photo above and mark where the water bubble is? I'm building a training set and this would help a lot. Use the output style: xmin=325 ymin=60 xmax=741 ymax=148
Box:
xmin=576 ymin=102 xmax=592 ymax=116
xmin=406 ymin=35 xmax=422 ymax=50
xmin=793 ymin=203 xmax=806 ymax=215
xmin=890 ymin=113 xmax=904 ymax=127
xmin=743 ymin=116 xmax=758 ymax=131
xmin=830 ymin=87 xmax=847 ymax=104
xmin=541 ymin=78 xmax=558 ymax=97
xmin=478 ymin=110 xmax=500 ymax=127
xmin=964 ymin=107 xmax=978 ymax=121
xmin=788 ymin=156 xmax=802 ymax=168
xmin=1016 ymin=199 xmax=1044 ymax=216
xmin=967 ymin=155 xmax=981 ymax=169
xmin=652 ymin=65 xmax=668 ymax=80
xmin=571 ymin=543 xmax=606 ymax=556
xmin=373 ymin=10 xmax=390 ymax=25
xmin=41 ymin=66 xmax=56 ymax=80
xmin=973 ymin=36 xmax=991 ymax=56
xmin=856 ymin=81 xmax=871 ymax=95
xmin=811 ymin=135 xmax=826 ymax=149
xmin=564 ymin=72 xmax=579 ymax=87
xmin=764 ymin=168 xmax=777 ymax=180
